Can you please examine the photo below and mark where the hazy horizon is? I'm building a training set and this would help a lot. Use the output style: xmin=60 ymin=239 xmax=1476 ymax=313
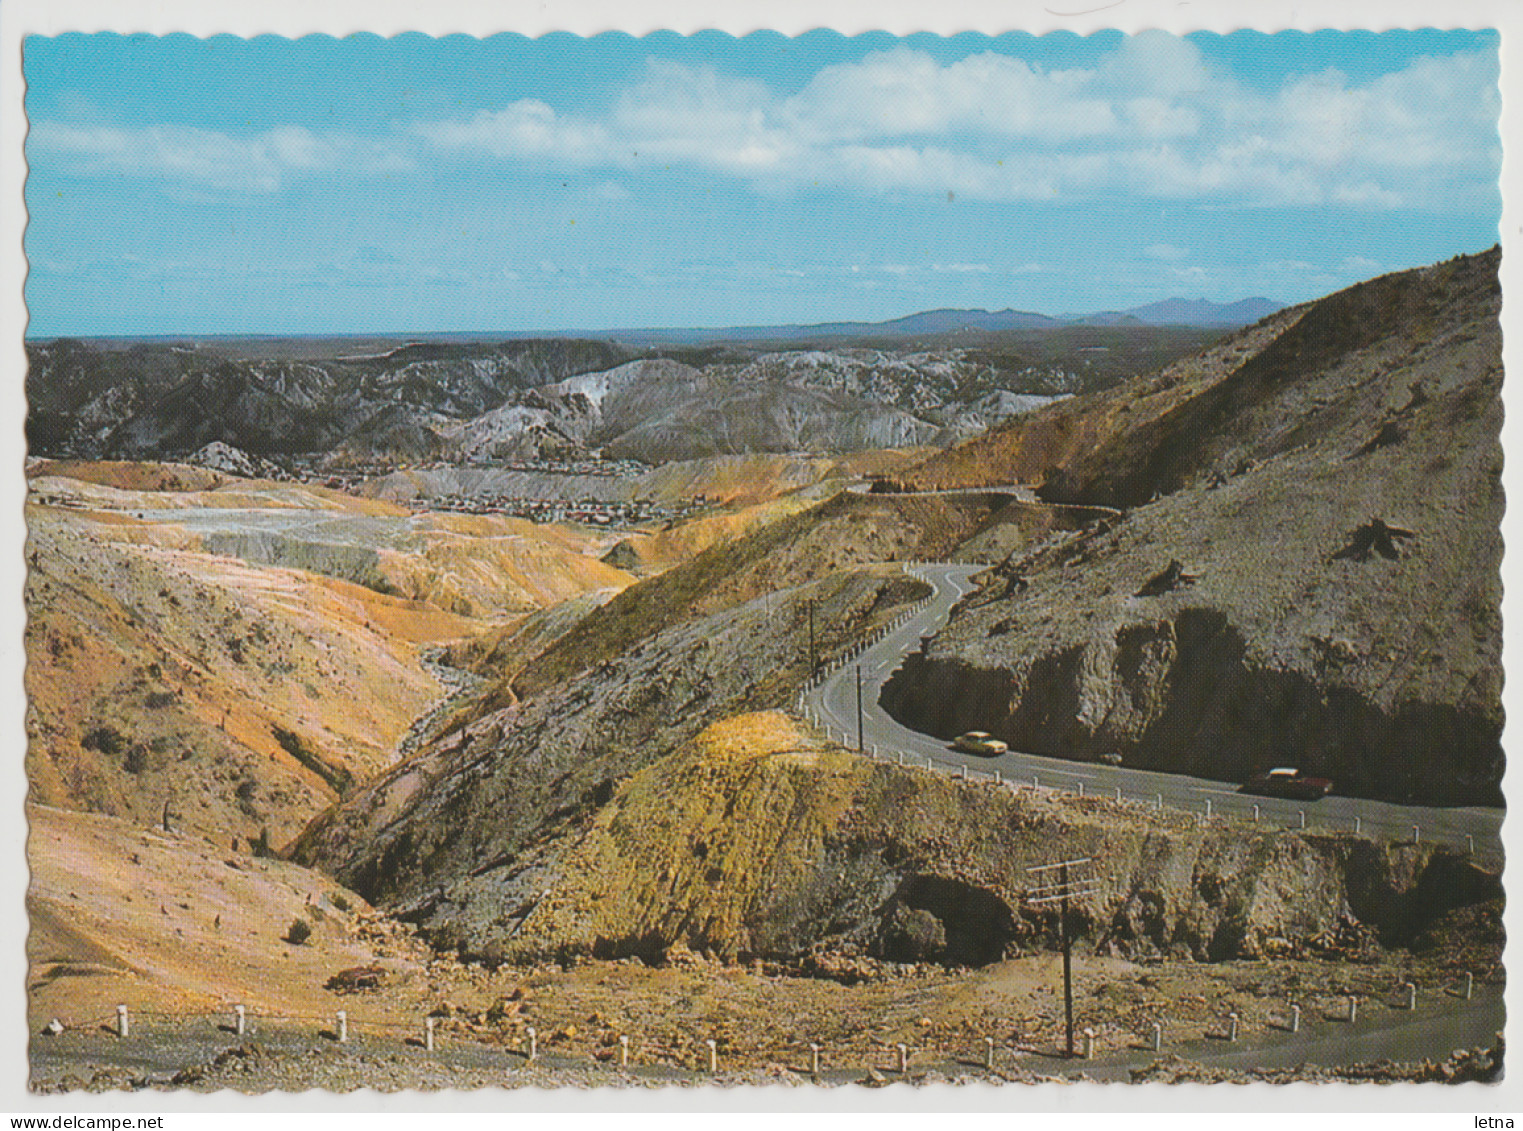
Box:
xmin=22 ymin=291 xmax=1296 ymax=342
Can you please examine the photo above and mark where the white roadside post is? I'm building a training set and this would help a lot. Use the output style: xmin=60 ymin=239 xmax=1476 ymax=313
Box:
xmin=1347 ymin=995 xmax=1359 ymax=1023
xmin=1155 ymin=794 xmax=1163 ymax=811
xmin=706 ymin=1038 xmax=718 ymax=1075
xmin=425 ymin=1017 xmax=435 ymax=1052
xmin=984 ymin=1037 xmax=995 ymax=1070
xmin=234 ymin=1005 xmax=246 ymax=1037
xmin=1353 ymin=816 xmax=1361 ymax=834
xmin=1151 ymin=1022 xmax=1162 ymax=1052
xmin=1467 ymin=835 xmax=1476 ymax=855
xmin=1115 ymin=788 xmax=1123 ymax=803
xmin=1290 ymin=1004 xmax=1301 ymax=1034
xmin=1252 ymin=804 xmax=1260 ymax=822
xmin=1298 ymin=810 xmax=1307 ymax=829
xmin=1404 ymin=982 xmax=1417 ymax=1010
xmin=1465 ymin=972 xmax=1475 ymax=1001
xmin=897 ymin=1043 xmax=909 ymax=1074
xmin=1204 ymin=799 xmax=1211 ymax=818
xmin=116 ymin=1005 xmax=129 ymax=1038
xmin=1412 ymin=825 xmax=1420 ymax=844
xmin=526 ymin=1025 xmax=538 ymax=1062
xmin=1227 ymin=1012 xmax=1239 ymax=1042
xmin=1082 ymin=1028 xmax=1095 ymax=1059
xmin=811 ymin=1042 xmax=821 ymax=1075
xmin=337 ymin=1010 xmax=348 ymax=1043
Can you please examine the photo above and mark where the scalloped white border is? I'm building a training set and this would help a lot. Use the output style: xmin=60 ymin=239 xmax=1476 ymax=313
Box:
xmin=0 ymin=0 xmax=1517 ymax=1120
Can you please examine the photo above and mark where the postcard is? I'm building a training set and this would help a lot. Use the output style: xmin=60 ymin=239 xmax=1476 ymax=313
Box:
xmin=4 ymin=0 xmax=1517 ymax=1115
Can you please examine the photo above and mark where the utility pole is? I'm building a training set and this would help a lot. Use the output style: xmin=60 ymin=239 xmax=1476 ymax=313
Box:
xmin=1061 ymin=863 xmax=1074 ymax=1055
xmin=1026 ymin=857 xmax=1101 ymax=1059
xmin=855 ymin=664 xmax=864 ymax=752
xmin=809 ymin=601 xmax=817 ymax=675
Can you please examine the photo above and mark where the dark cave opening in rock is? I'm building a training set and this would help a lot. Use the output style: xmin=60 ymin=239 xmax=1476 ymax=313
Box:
xmin=882 ymin=874 xmax=1018 ymax=967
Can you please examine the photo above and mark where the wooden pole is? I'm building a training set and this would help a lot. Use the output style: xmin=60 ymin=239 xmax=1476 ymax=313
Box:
xmin=856 ymin=665 xmax=864 ymax=752
xmin=1062 ymin=861 xmax=1075 ymax=1059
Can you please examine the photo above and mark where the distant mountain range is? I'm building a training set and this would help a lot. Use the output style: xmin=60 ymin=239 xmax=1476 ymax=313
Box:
xmin=1068 ymin=296 xmax=1287 ymax=328
xmin=581 ymin=296 xmax=1286 ymax=345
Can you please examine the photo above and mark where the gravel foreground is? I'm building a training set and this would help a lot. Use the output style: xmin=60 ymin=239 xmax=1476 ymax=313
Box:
xmin=30 ymin=1017 xmax=1504 ymax=1093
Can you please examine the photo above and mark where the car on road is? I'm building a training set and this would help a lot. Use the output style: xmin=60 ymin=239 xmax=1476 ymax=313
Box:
xmin=953 ymin=731 xmax=1008 ymax=756
xmin=1098 ymin=752 xmax=1123 ymax=766
xmin=1239 ymin=767 xmax=1334 ymax=800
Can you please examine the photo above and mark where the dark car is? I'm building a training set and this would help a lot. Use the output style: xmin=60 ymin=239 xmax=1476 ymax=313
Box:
xmin=1239 ymin=767 xmax=1334 ymax=800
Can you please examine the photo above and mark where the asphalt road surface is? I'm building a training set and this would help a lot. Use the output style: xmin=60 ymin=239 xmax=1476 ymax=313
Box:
xmin=803 ymin=562 xmax=1504 ymax=860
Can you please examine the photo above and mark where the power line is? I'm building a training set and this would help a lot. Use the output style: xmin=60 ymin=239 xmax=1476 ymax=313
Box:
xmin=1025 ymin=856 xmax=1104 ymax=1059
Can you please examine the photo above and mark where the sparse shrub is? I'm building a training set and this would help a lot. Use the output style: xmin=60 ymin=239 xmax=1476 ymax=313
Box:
xmin=251 ymin=827 xmax=272 ymax=858
xmin=123 ymin=745 xmax=149 ymax=775
xmin=235 ymin=780 xmax=257 ymax=802
xmin=81 ymin=726 xmax=126 ymax=756
xmin=330 ymin=893 xmax=351 ymax=913
xmin=285 ymin=918 xmax=312 ymax=945
xmin=271 ymin=725 xmax=355 ymax=796
xmin=145 ymin=691 xmax=175 ymax=709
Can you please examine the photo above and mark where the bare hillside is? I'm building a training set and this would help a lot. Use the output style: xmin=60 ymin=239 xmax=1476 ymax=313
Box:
xmin=290 ymin=568 xmax=928 ymax=921
xmin=883 ymin=249 xmax=1503 ymax=805
xmin=512 ymin=489 xmax=1010 ymax=700
xmin=24 ymin=466 xmax=635 ymax=843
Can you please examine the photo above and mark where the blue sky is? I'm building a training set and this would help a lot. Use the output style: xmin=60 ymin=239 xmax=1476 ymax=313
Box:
xmin=22 ymin=29 xmax=1501 ymax=336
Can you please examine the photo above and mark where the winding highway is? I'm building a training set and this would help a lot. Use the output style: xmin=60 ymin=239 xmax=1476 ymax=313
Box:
xmin=801 ymin=562 xmax=1504 ymax=859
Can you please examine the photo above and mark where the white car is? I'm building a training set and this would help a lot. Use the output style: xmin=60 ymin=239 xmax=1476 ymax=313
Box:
xmin=953 ymin=731 xmax=1009 ymax=756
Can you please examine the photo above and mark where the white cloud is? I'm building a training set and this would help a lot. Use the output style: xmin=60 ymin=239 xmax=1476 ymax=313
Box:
xmin=412 ymin=100 xmax=610 ymax=164
xmin=30 ymin=121 xmax=412 ymax=192
xmin=1143 ymin=243 xmax=1190 ymax=261
xmin=34 ymin=37 xmax=1498 ymax=212
xmin=783 ymin=47 xmax=1116 ymax=143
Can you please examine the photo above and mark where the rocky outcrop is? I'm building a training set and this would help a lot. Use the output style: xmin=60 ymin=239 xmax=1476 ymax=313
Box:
xmin=339 ymin=712 xmax=1497 ymax=967
xmin=880 ymin=249 xmax=1503 ymax=806
xmin=883 ymin=605 xmax=1502 ymax=807
xmin=184 ymin=441 xmax=286 ymax=481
